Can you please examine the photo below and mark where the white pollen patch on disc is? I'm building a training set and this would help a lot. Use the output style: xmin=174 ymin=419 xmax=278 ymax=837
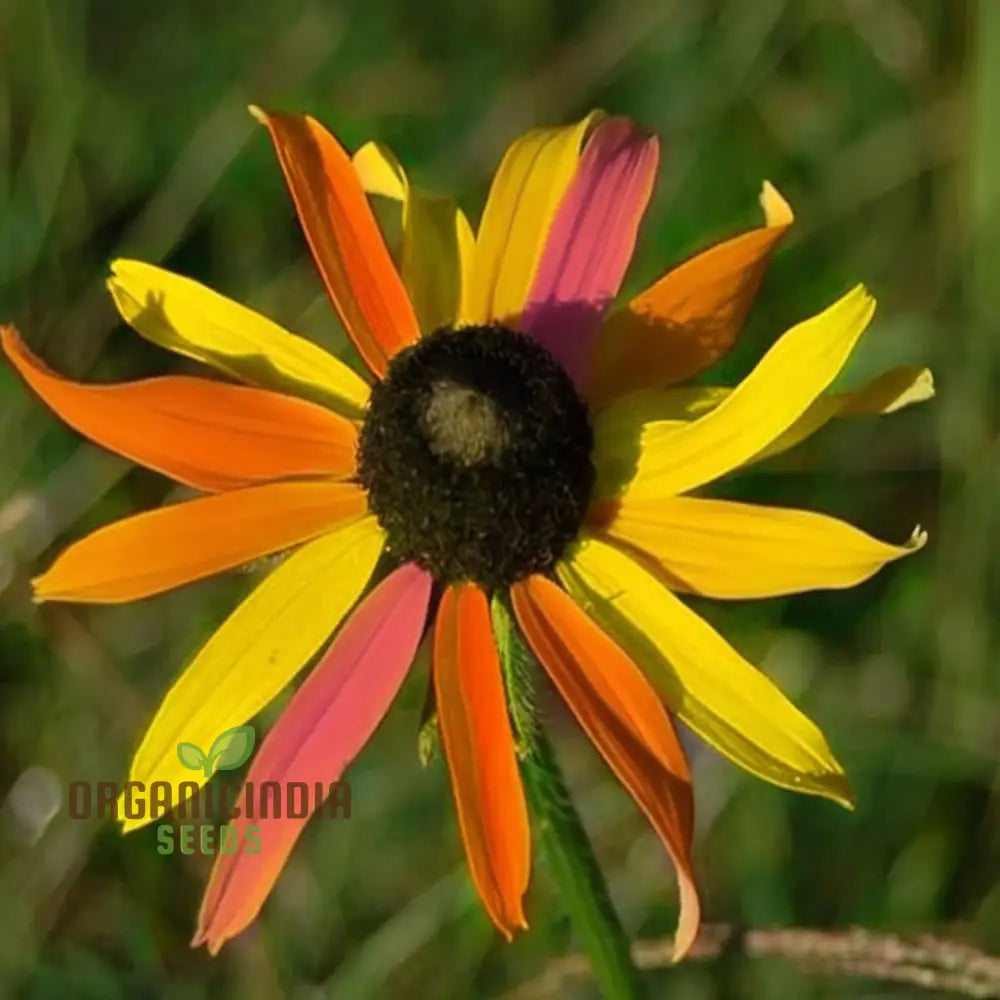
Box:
xmin=423 ymin=379 xmax=509 ymax=466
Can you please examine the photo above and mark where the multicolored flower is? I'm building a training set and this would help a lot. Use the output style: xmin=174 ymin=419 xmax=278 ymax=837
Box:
xmin=3 ymin=108 xmax=931 ymax=957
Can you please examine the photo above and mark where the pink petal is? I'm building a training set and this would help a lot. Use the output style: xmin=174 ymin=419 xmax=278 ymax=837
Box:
xmin=193 ymin=562 xmax=433 ymax=953
xmin=521 ymin=118 xmax=659 ymax=386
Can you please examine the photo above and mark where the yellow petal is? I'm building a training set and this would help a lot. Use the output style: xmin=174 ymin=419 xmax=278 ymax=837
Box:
xmin=597 ymin=495 xmax=926 ymax=599
xmin=352 ymin=141 xmax=407 ymax=199
xmin=607 ymin=286 xmax=876 ymax=501
xmin=755 ymin=364 xmax=935 ymax=462
xmin=464 ymin=113 xmax=601 ymax=325
xmin=591 ymin=386 xmax=728 ymax=499
xmin=108 ymin=260 xmax=369 ymax=417
xmin=118 ymin=516 xmax=384 ymax=833
xmin=353 ymin=141 xmax=474 ymax=334
xmin=835 ymin=364 xmax=935 ymax=415
xmin=592 ymin=363 xmax=933 ymax=496
xmin=558 ymin=535 xmax=853 ymax=807
xmin=760 ymin=180 xmax=793 ymax=226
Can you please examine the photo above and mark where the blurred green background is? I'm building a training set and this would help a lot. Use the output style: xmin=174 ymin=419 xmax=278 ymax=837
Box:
xmin=0 ymin=0 xmax=992 ymax=996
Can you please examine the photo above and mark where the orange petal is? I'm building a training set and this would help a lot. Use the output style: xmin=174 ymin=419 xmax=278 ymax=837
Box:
xmin=511 ymin=575 xmax=700 ymax=960
xmin=434 ymin=582 xmax=530 ymax=939
xmin=2 ymin=325 xmax=357 ymax=491
xmin=586 ymin=182 xmax=793 ymax=405
xmin=252 ymin=108 xmax=420 ymax=378
xmin=33 ymin=480 xmax=368 ymax=603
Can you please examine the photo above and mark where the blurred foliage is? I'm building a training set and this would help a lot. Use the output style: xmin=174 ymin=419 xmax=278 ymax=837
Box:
xmin=0 ymin=0 xmax=993 ymax=997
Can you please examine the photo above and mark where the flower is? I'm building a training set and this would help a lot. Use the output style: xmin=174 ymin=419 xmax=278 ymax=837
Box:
xmin=3 ymin=108 xmax=932 ymax=958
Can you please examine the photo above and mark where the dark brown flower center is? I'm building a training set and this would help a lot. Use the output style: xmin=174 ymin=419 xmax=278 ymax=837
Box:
xmin=357 ymin=324 xmax=595 ymax=590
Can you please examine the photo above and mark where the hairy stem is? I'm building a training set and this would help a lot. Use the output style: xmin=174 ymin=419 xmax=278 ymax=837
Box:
xmin=491 ymin=595 xmax=643 ymax=1000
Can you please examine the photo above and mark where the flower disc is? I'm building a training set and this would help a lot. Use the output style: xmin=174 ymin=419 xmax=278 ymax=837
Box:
xmin=358 ymin=325 xmax=594 ymax=589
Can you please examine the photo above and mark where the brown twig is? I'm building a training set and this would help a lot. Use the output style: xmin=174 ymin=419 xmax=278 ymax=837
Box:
xmin=504 ymin=926 xmax=1000 ymax=999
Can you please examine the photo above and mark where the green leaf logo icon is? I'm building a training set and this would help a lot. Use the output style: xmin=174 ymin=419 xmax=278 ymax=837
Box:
xmin=207 ymin=725 xmax=256 ymax=774
xmin=177 ymin=742 xmax=209 ymax=774
xmin=176 ymin=726 xmax=255 ymax=779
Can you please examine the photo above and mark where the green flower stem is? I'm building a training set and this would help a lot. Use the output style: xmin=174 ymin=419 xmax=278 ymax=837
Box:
xmin=491 ymin=596 xmax=643 ymax=1000
xmin=522 ymin=728 xmax=644 ymax=999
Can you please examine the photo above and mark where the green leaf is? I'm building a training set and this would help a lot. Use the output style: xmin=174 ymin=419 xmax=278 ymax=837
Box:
xmin=418 ymin=712 xmax=440 ymax=767
xmin=417 ymin=668 xmax=439 ymax=767
xmin=207 ymin=725 xmax=256 ymax=774
xmin=176 ymin=742 xmax=208 ymax=771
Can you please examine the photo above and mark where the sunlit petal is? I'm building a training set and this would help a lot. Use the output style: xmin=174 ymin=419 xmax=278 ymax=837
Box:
xmin=559 ymin=535 xmax=853 ymax=807
xmin=107 ymin=260 xmax=370 ymax=416
xmin=603 ymin=286 xmax=876 ymax=501
xmin=435 ymin=582 xmax=530 ymax=939
xmin=591 ymin=386 xmax=725 ymax=499
xmin=118 ymin=516 xmax=385 ymax=833
xmin=464 ymin=113 xmax=601 ymax=325
xmin=587 ymin=181 xmax=794 ymax=405
xmin=755 ymin=364 xmax=935 ymax=462
xmin=3 ymin=326 xmax=357 ymax=491
xmin=194 ymin=563 xmax=431 ymax=954
xmin=511 ymin=575 xmax=699 ymax=959
xmin=596 ymin=495 xmax=926 ymax=599
xmin=252 ymin=108 xmax=420 ymax=377
xmin=522 ymin=117 xmax=658 ymax=385
xmin=34 ymin=481 xmax=369 ymax=603
xmin=591 ymin=360 xmax=930 ymax=497
xmin=353 ymin=141 xmax=474 ymax=333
